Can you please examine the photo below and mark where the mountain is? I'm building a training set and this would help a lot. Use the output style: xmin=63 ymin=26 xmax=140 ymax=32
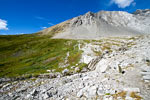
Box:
xmin=40 ymin=9 xmax=150 ymax=39
xmin=1 ymin=9 xmax=150 ymax=100
xmin=1 ymin=34 xmax=150 ymax=100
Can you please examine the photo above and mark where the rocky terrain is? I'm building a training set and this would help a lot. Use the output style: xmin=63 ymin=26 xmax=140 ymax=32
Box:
xmin=1 ymin=35 xmax=150 ymax=100
xmin=1 ymin=9 xmax=150 ymax=100
xmin=40 ymin=9 xmax=150 ymax=39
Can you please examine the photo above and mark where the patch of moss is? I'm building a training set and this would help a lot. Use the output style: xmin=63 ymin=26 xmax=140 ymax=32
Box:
xmin=112 ymin=91 xmax=127 ymax=99
xmin=130 ymin=92 xmax=142 ymax=100
xmin=105 ymin=93 xmax=111 ymax=95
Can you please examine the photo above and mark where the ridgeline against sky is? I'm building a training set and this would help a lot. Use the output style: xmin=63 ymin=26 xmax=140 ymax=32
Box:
xmin=0 ymin=0 xmax=150 ymax=35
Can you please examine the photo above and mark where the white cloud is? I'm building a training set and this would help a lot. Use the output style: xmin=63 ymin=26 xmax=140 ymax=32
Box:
xmin=35 ymin=16 xmax=47 ymax=20
xmin=132 ymin=2 xmax=136 ymax=7
xmin=41 ymin=27 xmax=47 ymax=29
xmin=111 ymin=0 xmax=135 ymax=8
xmin=16 ymin=33 xmax=25 ymax=35
xmin=20 ymin=33 xmax=25 ymax=34
xmin=48 ymin=22 xmax=54 ymax=26
xmin=0 ymin=19 xmax=8 ymax=30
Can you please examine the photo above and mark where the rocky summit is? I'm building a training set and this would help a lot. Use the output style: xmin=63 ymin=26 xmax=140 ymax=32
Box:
xmin=40 ymin=9 xmax=150 ymax=39
xmin=1 ymin=9 xmax=150 ymax=100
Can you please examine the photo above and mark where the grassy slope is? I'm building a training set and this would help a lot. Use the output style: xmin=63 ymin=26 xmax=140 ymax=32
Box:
xmin=0 ymin=34 xmax=85 ymax=78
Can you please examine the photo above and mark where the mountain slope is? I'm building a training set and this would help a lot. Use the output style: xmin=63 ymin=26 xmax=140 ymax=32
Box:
xmin=1 ymin=35 xmax=150 ymax=100
xmin=40 ymin=9 xmax=150 ymax=39
xmin=1 ymin=9 xmax=150 ymax=100
xmin=0 ymin=34 xmax=86 ymax=78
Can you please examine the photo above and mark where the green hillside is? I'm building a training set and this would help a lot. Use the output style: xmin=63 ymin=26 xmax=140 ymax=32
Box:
xmin=0 ymin=34 xmax=86 ymax=78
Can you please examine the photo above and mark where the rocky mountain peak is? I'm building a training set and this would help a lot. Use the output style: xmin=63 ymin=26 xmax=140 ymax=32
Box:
xmin=85 ymin=11 xmax=95 ymax=17
xmin=96 ymin=11 xmax=133 ymax=26
xmin=133 ymin=9 xmax=150 ymax=16
xmin=41 ymin=9 xmax=150 ymax=39
xmin=70 ymin=11 xmax=96 ymax=27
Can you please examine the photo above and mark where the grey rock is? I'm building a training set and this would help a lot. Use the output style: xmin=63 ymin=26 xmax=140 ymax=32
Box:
xmin=62 ymin=69 xmax=69 ymax=75
xmin=30 ymin=89 xmax=39 ymax=96
xmin=87 ymin=56 xmax=103 ymax=71
xmin=84 ymin=86 xmax=97 ymax=98
xmin=123 ymin=88 xmax=140 ymax=93
xmin=77 ymin=90 xmax=83 ymax=98
xmin=141 ymin=72 xmax=150 ymax=75
xmin=140 ymin=66 xmax=150 ymax=72
xmin=143 ymin=75 xmax=150 ymax=80
xmin=97 ymin=87 xmax=104 ymax=96
xmin=75 ymin=67 xmax=80 ymax=72
xmin=81 ymin=67 xmax=88 ymax=72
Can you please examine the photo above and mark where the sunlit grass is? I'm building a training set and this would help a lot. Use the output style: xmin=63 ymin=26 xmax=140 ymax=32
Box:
xmin=0 ymin=34 xmax=83 ymax=78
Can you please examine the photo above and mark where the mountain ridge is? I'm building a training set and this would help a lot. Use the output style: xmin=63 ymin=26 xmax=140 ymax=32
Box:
xmin=1 ymin=9 xmax=150 ymax=100
xmin=40 ymin=9 xmax=150 ymax=39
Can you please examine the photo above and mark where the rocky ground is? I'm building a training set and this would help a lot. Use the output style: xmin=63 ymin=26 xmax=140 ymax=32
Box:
xmin=1 ymin=35 xmax=150 ymax=100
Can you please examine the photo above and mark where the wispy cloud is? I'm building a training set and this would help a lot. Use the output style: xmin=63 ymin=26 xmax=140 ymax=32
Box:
xmin=110 ymin=0 xmax=135 ymax=8
xmin=35 ymin=16 xmax=49 ymax=21
xmin=132 ymin=2 xmax=136 ymax=7
xmin=0 ymin=33 xmax=25 ymax=35
xmin=0 ymin=19 xmax=8 ymax=30
xmin=48 ymin=22 xmax=55 ymax=26
xmin=35 ymin=16 xmax=55 ymax=29
xmin=16 ymin=33 xmax=25 ymax=35
xmin=41 ymin=27 xmax=47 ymax=29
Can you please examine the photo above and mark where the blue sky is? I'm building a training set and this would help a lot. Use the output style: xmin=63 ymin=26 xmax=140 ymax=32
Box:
xmin=0 ymin=0 xmax=150 ymax=35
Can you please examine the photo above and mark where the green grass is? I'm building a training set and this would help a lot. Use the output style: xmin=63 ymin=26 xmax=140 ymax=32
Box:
xmin=0 ymin=34 xmax=83 ymax=78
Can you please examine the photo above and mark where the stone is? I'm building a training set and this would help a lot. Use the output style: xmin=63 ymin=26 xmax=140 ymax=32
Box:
xmin=101 ymin=78 xmax=108 ymax=82
xmin=141 ymin=72 xmax=150 ymax=75
xmin=125 ymin=96 xmax=134 ymax=100
xmin=52 ymin=69 xmax=56 ymax=72
xmin=75 ymin=67 xmax=80 ymax=72
xmin=103 ymin=96 xmax=113 ymax=100
xmin=62 ymin=69 xmax=69 ymax=75
xmin=77 ymin=90 xmax=83 ymax=98
xmin=95 ymin=59 xmax=110 ymax=73
xmin=2 ymin=83 xmax=11 ymax=88
xmin=123 ymin=88 xmax=140 ymax=93
xmin=144 ymin=80 xmax=150 ymax=83
xmin=108 ymin=89 xmax=116 ymax=95
xmin=143 ymin=75 xmax=150 ymax=80
xmin=31 ymin=89 xmax=39 ymax=96
xmin=81 ymin=67 xmax=88 ymax=72
xmin=26 ymin=94 xmax=31 ymax=99
xmin=78 ymin=83 xmax=85 ymax=89
xmin=42 ymin=93 xmax=49 ymax=99
xmin=71 ymin=66 xmax=75 ymax=69
xmin=76 ymin=64 xmax=78 ymax=66
xmin=84 ymin=86 xmax=97 ymax=98
xmin=82 ymin=76 xmax=90 ymax=81
xmin=97 ymin=87 xmax=104 ymax=96
xmin=140 ymin=66 xmax=150 ymax=72
xmin=88 ymin=56 xmax=102 ymax=71
xmin=47 ymin=70 xmax=51 ymax=72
